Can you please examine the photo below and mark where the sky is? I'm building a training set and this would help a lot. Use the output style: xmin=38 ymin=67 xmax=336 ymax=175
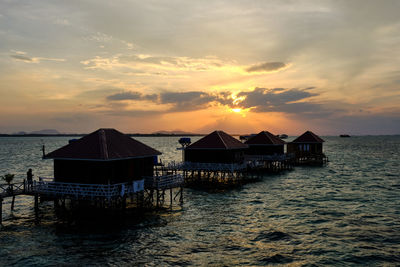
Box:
xmin=0 ymin=0 xmax=399 ymax=135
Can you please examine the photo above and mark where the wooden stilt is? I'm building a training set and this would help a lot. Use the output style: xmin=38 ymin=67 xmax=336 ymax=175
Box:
xmin=156 ymin=189 xmax=159 ymax=208
xmin=34 ymin=194 xmax=39 ymax=212
xmin=170 ymin=188 xmax=173 ymax=207
xmin=11 ymin=196 xmax=15 ymax=211
xmin=0 ymin=198 xmax=3 ymax=224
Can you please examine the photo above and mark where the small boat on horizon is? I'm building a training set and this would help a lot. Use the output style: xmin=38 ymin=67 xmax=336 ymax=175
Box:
xmin=340 ymin=134 xmax=351 ymax=137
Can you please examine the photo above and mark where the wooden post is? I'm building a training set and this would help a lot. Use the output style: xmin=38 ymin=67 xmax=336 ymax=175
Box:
xmin=170 ymin=188 xmax=173 ymax=207
xmin=0 ymin=198 xmax=3 ymax=224
xmin=180 ymin=186 xmax=183 ymax=204
xmin=11 ymin=196 xmax=15 ymax=211
xmin=34 ymin=194 xmax=39 ymax=212
xmin=156 ymin=189 xmax=159 ymax=208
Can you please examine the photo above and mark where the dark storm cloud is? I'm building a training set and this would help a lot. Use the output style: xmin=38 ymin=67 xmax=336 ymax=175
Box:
xmin=246 ymin=62 xmax=288 ymax=73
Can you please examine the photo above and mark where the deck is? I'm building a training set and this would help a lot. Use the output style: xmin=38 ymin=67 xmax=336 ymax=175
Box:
xmin=144 ymin=174 xmax=184 ymax=190
xmin=0 ymin=174 xmax=185 ymax=223
xmin=0 ymin=179 xmax=144 ymax=200
xmin=244 ymin=154 xmax=292 ymax=161
xmin=166 ymin=161 xmax=247 ymax=172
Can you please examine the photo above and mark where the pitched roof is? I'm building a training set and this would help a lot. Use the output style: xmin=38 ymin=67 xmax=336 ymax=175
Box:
xmin=44 ymin=128 xmax=161 ymax=160
xmin=187 ymin=130 xmax=248 ymax=149
xmin=245 ymin=131 xmax=286 ymax=145
xmin=292 ymin=131 xmax=324 ymax=143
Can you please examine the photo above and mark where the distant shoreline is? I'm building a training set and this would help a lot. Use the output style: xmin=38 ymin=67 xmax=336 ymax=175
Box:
xmin=0 ymin=134 xmax=398 ymax=138
xmin=0 ymin=133 xmax=204 ymax=137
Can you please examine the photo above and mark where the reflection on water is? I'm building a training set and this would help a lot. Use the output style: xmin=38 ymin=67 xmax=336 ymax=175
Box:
xmin=0 ymin=136 xmax=399 ymax=265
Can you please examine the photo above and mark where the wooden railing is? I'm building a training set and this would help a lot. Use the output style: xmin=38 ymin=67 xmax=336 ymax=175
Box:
xmin=166 ymin=161 xmax=247 ymax=172
xmin=144 ymin=174 xmax=184 ymax=189
xmin=35 ymin=177 xmax=144 ymax=199
xmin=244 ymin=154 xmax=291 ymax=161
xmin=0 ymin=182 xmax=26 ymax=197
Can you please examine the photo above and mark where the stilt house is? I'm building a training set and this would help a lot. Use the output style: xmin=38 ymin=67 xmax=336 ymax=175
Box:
xmin=287 ymin=130 xmax=325 ymax=158
xmin=44 ymin=128 xmax=161 ymax=184
xmin=184 ymin=131 xmax=248 ymax=164
xmin=245 ymin=131 xmax=286 ymax=156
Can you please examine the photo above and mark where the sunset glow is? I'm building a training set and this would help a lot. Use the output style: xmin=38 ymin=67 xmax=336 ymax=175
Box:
xmin=231 ymin=108 xmax=242 ymax=113
xmin=0 ymin=1 xmax=399 ymax=135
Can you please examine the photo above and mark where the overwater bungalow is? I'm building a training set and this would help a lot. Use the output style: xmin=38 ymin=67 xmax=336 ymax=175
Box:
xmin=44 ymin=128 xmax=161 ymax=184
xmin=167 ymin=131 xmax=250 ymax=186
xmin=287 ymin=131 xmax=327 ymax=165
xmin=184 ymin=130 xmax=248 ymax=164
xmin=244 ymin=131 xmax=292 ymax=172
xmin=245 ymin=131 xmax=285 ymax=156
xmin=40 ymin=128 xmax=183 ymax=208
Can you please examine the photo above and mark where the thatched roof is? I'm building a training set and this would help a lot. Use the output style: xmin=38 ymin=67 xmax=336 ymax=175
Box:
xmin=245 ymin=131 xmax=286 ymax=145
xmin=187 ymin=130 xmax=247 ymax=150
xmin=292 ymin=131 xmax=324 ymax=143
xmin=44 ymin=128 xmax=161 ymax=160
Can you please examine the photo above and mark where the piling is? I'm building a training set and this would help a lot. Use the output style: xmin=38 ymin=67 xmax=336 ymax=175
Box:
xmin=11 ymin=196 xmax=15 ymax=211
xmin=34 ymin=194 xmax=39 ymax=212
xmin=170 ymin=188 xmax=173 ymax=207
xmin=0 ymin=198 xmax=3 ymax=224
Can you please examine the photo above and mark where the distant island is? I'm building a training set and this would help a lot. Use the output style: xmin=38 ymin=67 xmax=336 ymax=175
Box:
xmin=0 ymin=129 xmax=202 ymax=137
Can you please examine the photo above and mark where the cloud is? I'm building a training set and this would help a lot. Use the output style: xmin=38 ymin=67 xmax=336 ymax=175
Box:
xmin=238 ymin=87 xmax=316 ymax=106
xmin=104 ymin=89 xmax=233 ymax=112
xmin=11 ymin=54 xmax=34 ymax=62
xmin=101 ymin=109 xmax=162 ymax=117
xmin=76 ymin=88 xmax=122 ymax=99
xmin=107 ymin=91 xmax=143 ymax=101
xmin=103 ymin=87 xmax=322 ymax=114
xmin=236 ymin=87 xmax=321 ymax=114
xmin=160 ymin=91 xmax=217 ymax=111
xmin=245 ymin=62 xmax=289 ymax=73
xmin=106 ymin=90 xmax=158 ymax=102
xmin=83 ymin=54 xmax=233 ymax=74
xmin=10 ymin=53 xmax=65 ymax=63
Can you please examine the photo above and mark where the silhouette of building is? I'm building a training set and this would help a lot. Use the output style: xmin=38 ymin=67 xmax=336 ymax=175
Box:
xmin=245 ymin=131 xmax=285 ymax=156
xmin=184 ymin=130 xmax=248 ymax=164
xmin=44 ymin=128 xmax=161 ymax=184
xmin=287 ymin=131 xmax=326 ymax=164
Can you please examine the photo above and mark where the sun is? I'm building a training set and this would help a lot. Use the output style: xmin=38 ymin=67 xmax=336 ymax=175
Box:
xmin=229 ymin=107 xmax=250 ymax=117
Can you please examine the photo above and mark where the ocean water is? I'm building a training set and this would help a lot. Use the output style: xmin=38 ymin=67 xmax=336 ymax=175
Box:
xmin=0 ymin=136 xmax=399 ymax=266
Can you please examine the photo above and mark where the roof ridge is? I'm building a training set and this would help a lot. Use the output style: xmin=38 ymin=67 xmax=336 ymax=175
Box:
xmin=262 ymin=131 xmax=273 ymax=142
xmin=99 ymin=129 xmax=109 ymax=160
xmin=216 ymin=131 xmax=228 ymax=149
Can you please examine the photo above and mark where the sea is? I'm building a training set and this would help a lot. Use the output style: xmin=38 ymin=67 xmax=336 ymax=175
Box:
xmin=0 ymin=136 xmax=399 ymax=266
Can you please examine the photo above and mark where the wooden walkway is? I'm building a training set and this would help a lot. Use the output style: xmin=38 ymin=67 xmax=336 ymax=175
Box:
xmin=0 ymin=181 xmax=32 ymax=198
xmin=0 ymin=174 xmax=185 ymax=224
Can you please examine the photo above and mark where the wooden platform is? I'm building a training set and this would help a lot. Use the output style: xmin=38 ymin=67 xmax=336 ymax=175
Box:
xmin=0 ymin=174 xmax=185 ymax=224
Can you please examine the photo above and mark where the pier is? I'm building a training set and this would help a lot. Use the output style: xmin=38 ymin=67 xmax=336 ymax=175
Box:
xmin=1 ymin=128 xmax=329 ymax=224
xmin=0 ymin=173 xmax=185 ymax=224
